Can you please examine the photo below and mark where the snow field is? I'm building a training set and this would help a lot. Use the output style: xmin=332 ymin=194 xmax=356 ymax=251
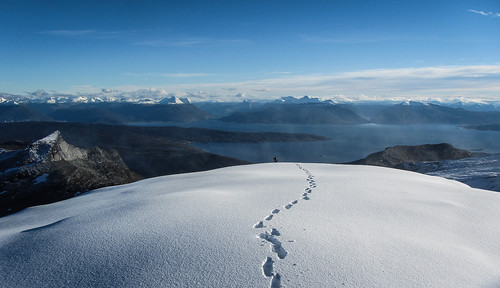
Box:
xmin=0 ymin=163 xmax=499 ymax=287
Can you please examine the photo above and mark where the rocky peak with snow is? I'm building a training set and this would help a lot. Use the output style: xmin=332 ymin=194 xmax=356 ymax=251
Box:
xmin=0 ymin=131 xmax=140 ymax=217
xmin=0 ymin=92 xmax=192 ymax=105
xmin=159 ymin=96 xmax=191 ymax=105
xmin=276 ymin=95 xmax=323 ymax=104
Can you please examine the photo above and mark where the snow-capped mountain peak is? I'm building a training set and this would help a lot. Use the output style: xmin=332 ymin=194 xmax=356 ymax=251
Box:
xmin=28 ymin=130 xmax=62 ymax=162
xmin=159 ymin=96 xmax=191 ymax=104
xmin=276 ymin=95 xmax=323 ymax=104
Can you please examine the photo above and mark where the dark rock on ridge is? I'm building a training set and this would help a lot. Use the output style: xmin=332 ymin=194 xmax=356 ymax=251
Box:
xmin=0 ymin=131 xmax=141 ymax=217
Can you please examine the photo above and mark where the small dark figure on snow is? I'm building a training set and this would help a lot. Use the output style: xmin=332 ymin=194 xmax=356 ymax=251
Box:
xmin=273 ymin=156 xmax=278 ymax=162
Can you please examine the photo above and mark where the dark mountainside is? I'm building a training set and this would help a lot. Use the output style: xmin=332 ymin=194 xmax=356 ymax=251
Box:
xmin=0 ymin=131 xmax=141 ymax=217
xmin=0 ymin=104 xmax=53 ymax=122
xmin=221 ymin=103 xmax=369 ymax=124
xmin=1 ymin=103 xmax=214 ymax=124
xmin=371 ymin=101 xmax=500 ymax=124
xmin=349 ymin=143 xmax=473 ymax=169
xmin=194 ymin=101 xmax=266 ymax=117
xmin=0 ymin=122 xmax=327 ymax=177
xmin=465 ymin=124 xmax=500 ymax=131
xmin=3 ymin=100 xmax=500 ymax=125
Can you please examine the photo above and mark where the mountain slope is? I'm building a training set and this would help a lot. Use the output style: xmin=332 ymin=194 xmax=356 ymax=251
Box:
xmin=371 ymin=101 xmax=500 ymax=124
xmin=221 ymin=103 xmax=368 ymax=124
xmin=0 ymin=131 xmax=140 ymax=216
xmin=1 ymin=163 xmax=498 ymax=287
xmin=0 ymin=104 xmax=53 ymax=122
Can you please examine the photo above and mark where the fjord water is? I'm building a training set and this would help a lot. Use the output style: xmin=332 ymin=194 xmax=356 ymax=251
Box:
xmin=133 ymin=121 xmax=500 ymax=163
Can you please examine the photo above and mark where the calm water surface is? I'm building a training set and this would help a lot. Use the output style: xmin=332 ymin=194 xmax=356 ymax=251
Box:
xmin=131 ymin=121 xmax=500 ymax=163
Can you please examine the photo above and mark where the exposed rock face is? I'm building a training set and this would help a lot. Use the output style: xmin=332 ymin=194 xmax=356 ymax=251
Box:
xmin=349 ymin=143 xmax=472 ymax=168
xmin=0 ymin=131 xmax=141 ymax=217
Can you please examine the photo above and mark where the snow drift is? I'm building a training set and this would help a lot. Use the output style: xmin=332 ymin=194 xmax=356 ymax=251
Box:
xmin=0 ymin=163 xmax=499 ymax=287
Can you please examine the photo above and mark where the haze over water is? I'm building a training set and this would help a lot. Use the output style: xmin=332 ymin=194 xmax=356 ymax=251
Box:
xmin=133 ymin=121 xmax=500 ymax=163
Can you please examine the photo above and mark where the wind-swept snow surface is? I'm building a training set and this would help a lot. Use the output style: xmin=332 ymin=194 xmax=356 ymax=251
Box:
xmin=1 ymin=163 xmax=499 ymax=287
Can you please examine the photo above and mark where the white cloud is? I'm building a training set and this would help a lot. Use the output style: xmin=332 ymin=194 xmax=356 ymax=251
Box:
xmin=468 ymin=9 xmax=500 ymax=18
xmin=125 ymin=72 xmax=213 ymax=78
xmin=160 ymin=73 xmax=213 ymax=78
xmin=134 ymin=38 xmax=250 ymax=48
xmin=39 ymin=30 xmax=97 ymax=36
xmin=38 ymin=30 xmax=128 ymax=39
xmin=19 ymin=65 xmax=500 ymax=103
xmin=299 ymin=33 xmax=396 ymax=44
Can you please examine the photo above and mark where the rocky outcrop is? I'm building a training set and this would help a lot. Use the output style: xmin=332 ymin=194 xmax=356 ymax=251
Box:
xmin=349 ymin=143 xmax=472 ymax=169
xmin=0 ymin=131 xmax=141 ymax=216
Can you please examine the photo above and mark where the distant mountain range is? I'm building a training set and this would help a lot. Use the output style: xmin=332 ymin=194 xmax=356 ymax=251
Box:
xmin=221 ymin=103 xmax=369 ymax=124
xmin=2 ymin=95 xmax=500 ymax=125
xmin=0 ymin=102 xmax=213 ymax=124
xmin=370 ymin=101 xmax=500 ymax=124
xmin=0 ymin=92 xmax=191 ymax=105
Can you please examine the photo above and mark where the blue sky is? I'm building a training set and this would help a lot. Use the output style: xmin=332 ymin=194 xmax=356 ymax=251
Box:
xmin=1 ymin=0 xmax=500 ymax=101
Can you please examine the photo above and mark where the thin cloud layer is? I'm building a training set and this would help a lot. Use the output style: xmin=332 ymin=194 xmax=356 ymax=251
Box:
xmin=468 ymin=9 xmax=500 ymax=18
xmin=72 ymin=65 xmax=500 ymax=102
xmin=134 ymin=38 xmax=251 ymax=48
xmin=38 ymin=29 xmax=130 ymax=39
xmin=9 ymin=65 xmax=500 ymax=103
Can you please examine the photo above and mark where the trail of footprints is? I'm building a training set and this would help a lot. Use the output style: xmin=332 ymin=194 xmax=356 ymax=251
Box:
xmin=253 ymin=164 xmax=317 ymax=287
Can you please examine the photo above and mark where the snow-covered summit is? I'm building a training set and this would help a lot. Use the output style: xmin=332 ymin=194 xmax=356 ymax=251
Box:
xmin=27 ymin=130 xmax=63 ymax=162
xmin=0 ymin=91 xmax=192 ymax=105
xmin=159 ymin=96 xmax=192 ymax=105
xmin=275 ymin=95 xmax=331 ymax=104
xmin=1 ymin=163 xmax=498 ymax=287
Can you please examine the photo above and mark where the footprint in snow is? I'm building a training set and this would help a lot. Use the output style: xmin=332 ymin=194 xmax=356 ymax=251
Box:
xmin=259 ymin=231 xmax=288 ymax=259
xmin=302 ymin=196 xmax=310 ymax=200
xmin=291 ymin=200 xmax=298 ymax=204
xmin=272 ymin=209 xmax=280 ymax=214
xmin=285 ymin=204 xmax=293 ymax=209
xmin=270 ymin=273 xmax=282 ymax=288
xmin=302 ymin=193 xmax=308 ymax=197
xmin=265 ymin=215 xmax=273 ymax=221
xmin=271 ymin=228 xmax=281 ymax=236
xmin=254 ymin=221 xmax=264 ymax=228
xmin=262 ymin=257 xmax=274 ymax=277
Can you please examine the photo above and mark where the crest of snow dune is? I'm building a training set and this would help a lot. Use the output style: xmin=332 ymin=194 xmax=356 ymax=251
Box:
xmin=0 ymin=163 xmax=499 ymax=287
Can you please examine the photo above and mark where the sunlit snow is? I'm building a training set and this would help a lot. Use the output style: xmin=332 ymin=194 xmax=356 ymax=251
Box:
xmin=0 ymin=163 xmax=499 ymax=287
